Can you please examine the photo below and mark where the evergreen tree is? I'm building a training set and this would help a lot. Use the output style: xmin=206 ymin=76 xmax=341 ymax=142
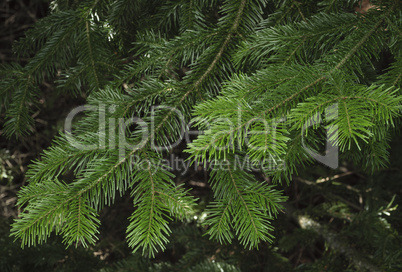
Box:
xmin=1 ymin=0 xmax=401 ymax=269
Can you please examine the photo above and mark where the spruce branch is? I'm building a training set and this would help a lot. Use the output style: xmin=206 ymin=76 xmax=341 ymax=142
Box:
xmin=4 ymin=0 xmax=401 ymax=262
xmin=11 ymin=0 xmax=255 ymax=249
xmin=203 ymin=158 xmax=286 ymax=249
xmin=187 ymin=1 xmax=400 ymax=171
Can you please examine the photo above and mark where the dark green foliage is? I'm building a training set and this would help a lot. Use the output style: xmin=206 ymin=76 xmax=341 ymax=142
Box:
xmin=1 ymin=0 xmax=401 ymax=270
xmin=0 ymin=218 xmax=101 ymax=272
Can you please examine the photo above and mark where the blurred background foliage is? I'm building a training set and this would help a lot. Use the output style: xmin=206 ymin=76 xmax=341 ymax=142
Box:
xmin=1 ymin=0 xmax=401 ymax=271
